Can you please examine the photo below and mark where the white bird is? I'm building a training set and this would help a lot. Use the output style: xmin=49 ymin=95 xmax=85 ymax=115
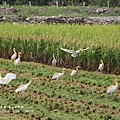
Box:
xmin=61 ymin=47 xmax=89 ymax=68
xmin=0 ymin=71 xmax=16 ymax=90
xmin=11 ymin=48 xmax=17 ymax=61
xmin=15 ymin=78 xmax=37 ymax=94
xmin=107 ymin=79 xmax=118 ymax=95
xmin=70 ymin=66 xmax=80 ymax=77
xmin=60 ymin=47 xmax=89 ymax=57
xmin=98 ymin=60 xmax=104 ymax=72
xmin=52 ymin=54 xmax=57 ymax=66
xmin=52 ymin=68 xmax=66 ymax=80
xmin=14 ymin=52 xmax=22 ymax=70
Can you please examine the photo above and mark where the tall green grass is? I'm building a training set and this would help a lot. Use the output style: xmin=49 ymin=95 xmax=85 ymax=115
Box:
xmin=0 ymin=23 xmax=120 ymax=74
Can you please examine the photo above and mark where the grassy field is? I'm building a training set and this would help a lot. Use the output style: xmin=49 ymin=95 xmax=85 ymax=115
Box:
xmin=0 ymin=58 xmax=120 ymax=120
xmin=0 ymin=23 xmax=120 ymax=74
xmin=0 ymin=22 xmax=120 ymax=119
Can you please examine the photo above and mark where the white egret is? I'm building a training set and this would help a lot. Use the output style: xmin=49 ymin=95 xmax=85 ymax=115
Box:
xmin=60 ymin=47 xmax=89 ymax=67
xmin=52 ymin=68 xmax=66 ymax=80
xmin=98 ymin=60 xmax=104 ymax=72
xmin=70 ymin=66 xmax=80 ymax=76
xmin=60 ymin=47 xmax=89 ymax=58
xmin=15 ymin=78 xmax=37 ymax=94
xmin=52 ymin=54 xmax=57 ymax=67
xmin=11 ymin=48 xmax=17 ymax=61
xmin=0 ymin=71 xmax=16 ymax=90
xmin=14 ymin=52 xmax=22 ymax=70
xmin=107 ymin=79 xmax=118 ymax=95
xmin=70 ymin=66 xmax=80 ymax=81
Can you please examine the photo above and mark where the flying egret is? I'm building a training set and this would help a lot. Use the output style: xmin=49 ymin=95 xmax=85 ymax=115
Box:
xmin=52 ymin=54 xmax=57 ymax=67
xmin=106 ymin=79 xmax=118 ymax=95
xmin=11 ymin=48 xmax=17 ymax=61
xmin=60 ymin=47 xmax=89 ymax=67
xmin=98 ymin=60 xmax=104 ymax=72
xmin=14 ymin=52 xmax=22 ymax=70
xmin=52 ymin=68 xmax=66 ymax=80
xmin=60 ymin=47 xmax=89 ymax=58
xmin=15 ymin=78 xmax=38 ymax=94
xmin=0 ymin=71 xmax=16 ymax=90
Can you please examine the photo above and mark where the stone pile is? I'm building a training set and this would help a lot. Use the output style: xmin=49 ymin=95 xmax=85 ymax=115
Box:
xmin=0 ymin=6 xmax=120 ymax=25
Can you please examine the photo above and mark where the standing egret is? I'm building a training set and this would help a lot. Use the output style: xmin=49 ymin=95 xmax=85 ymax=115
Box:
xmin=60 ymin=47 xmax=89 ymax=67
xmin=70 ymin=66 xmax=80 ymax=81
xmin=106 ymin=79 xmax=118 ymax=95
xmin=15 ymin=78 xmax=38 ymax=94
xmin=0 ymin=71 xmax=16 ymax=90
xmin=98 ymin=60 xmax=104 ymax=72
xmin=70 ymin=65 xmax=80 ymax=76
xmin=11 ymin=48 xmax=17 ymax=61
xmin=52 ymin=54 xmax=57 ymax=67
xmin=14 ymin=52 xmax=22 ymax=70
xmin=52 ymin=68 xmax=66 ymax=80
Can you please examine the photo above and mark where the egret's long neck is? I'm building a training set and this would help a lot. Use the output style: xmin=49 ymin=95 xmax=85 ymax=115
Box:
xmin=76 ymin=67 xmax=79 ymax=72
xmin=115 ymin=82 xmax=118 ymax=87
xmin=53 ymin=55 xmax=55 ymax=59
xmin=18 ymin=55 xmax=21 ymax=59
xmin=101 ymin=61 xmax=104 ymax=65
xmin=14 ymin=50 xmax=16 ymax=54
xmin=62 ymin=70 xmax=65 ymax=75
xmin=26 ymin=80 xmax=32 ymax=87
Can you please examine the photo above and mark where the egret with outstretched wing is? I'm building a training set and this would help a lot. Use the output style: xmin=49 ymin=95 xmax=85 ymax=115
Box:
xmin=61 ymin=47 xmax=89 ymax=67
xmin=60 ymin=47 xmax=89 ymax=57
xmin=0 ymin=71 xmax=16 ymax=90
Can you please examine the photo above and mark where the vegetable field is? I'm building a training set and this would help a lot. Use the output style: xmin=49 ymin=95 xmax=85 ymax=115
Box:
xmin=0 ymin=23 xmax=120 ymax=120
xmin=0 ymin=58 xmax=120 ymax=120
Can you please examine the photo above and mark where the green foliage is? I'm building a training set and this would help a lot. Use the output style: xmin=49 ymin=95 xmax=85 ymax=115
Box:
xmin=0 ymin=23 xmax=120 ymax=74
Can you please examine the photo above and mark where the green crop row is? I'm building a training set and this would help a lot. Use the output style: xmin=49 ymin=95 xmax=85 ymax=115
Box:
xmin=0 ymin=23 xmax=120 ymax=74
xmin=0 ymin=58 xmax=120 ymax=120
